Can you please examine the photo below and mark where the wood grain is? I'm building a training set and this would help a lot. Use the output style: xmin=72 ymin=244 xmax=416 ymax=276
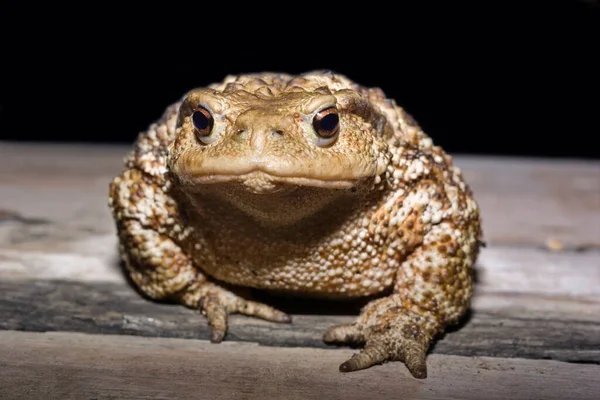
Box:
xmin=1 ymin=143 xmax=599 ymax=398
xmin=3 ymin=233 xmax=600 ymax=295
xmin=1 ymin=331 xmax=598 ymax=400
xmin=1 ymin=279 xmax=599 ymax=363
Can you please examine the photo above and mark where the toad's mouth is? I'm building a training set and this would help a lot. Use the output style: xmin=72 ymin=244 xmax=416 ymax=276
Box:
xmin=188 ymin=170 xmax=357 ymax=193
xmin=171 ymin=154 xmax=378 ymax=194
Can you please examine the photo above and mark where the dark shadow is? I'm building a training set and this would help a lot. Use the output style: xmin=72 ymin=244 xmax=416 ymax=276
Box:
xmin=444 ymin=308 xmax=474 ymax=334
xmin=250 ymin=289 xmax=380 ymax=316
xmin=0 ymin=209 xmax=51 ymax=225
xmin=471 ymin=261 xmax=480 ymax=284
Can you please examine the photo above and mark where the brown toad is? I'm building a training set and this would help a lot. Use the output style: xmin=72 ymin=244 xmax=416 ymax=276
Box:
xmin=108 ymin=71 xmax=482 ymax=378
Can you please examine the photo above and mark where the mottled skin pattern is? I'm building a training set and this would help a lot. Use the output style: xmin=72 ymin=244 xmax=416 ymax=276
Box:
xmin=108 ymin=71 xmax=482 ymax=378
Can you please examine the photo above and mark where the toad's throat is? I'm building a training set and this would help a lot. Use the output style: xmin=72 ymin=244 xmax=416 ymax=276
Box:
xmin=181 ymin=174 xmax=366 ymax=228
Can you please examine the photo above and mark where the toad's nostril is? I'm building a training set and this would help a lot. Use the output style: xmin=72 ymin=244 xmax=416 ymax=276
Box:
xmin=273 ymin=130 xmax=284 ymax=137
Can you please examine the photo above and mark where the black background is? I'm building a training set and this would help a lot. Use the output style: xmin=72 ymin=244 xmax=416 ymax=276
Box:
xmin=1 ymin=1 xmax=598 ymax=159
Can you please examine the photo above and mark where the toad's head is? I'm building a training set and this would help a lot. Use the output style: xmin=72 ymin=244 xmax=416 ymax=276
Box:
xmin=168 ymin=71 xmax=393 ymax=226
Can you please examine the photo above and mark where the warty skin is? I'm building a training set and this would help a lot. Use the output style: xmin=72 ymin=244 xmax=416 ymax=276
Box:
xmin=108 ymin=71 xmax=482 ymax=378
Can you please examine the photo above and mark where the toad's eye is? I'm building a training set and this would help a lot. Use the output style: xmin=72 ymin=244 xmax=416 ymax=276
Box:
xmin=313 ymin=107 xmax=340 ymax=139
xmin=192 ymin=106 xmax=214 ymax=137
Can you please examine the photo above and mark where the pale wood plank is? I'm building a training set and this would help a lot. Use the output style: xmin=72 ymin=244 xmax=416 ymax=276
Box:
xmin=1 ymin=142 xmax=598 ymax=247
xmin=0 ymin=331 xmax=598 ymax=400
xmin=456 ymin=156 xmax=600 ymax=248
xmin=2 ymin=236 xmax=599 ymax=305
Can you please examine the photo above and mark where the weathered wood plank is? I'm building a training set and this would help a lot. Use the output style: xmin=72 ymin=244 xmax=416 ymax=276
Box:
xmin=1 ymin=142 xmax=598 ymax=247
xmin=0 ymin=331 xmax=598 ymax=400
xmin=3 ymin=238 xmax=599 ymax=315
xmin=3 ymin=240 xmax=599 ymax=361
xmin=1 ymin=279 xmax=599 ymax=363
xmin=454 ymin=156 xmax=600 ymax=249
xmin=4 ymin=239 xmax=600 ymax=294
xmin=1 ymin=143 xmax=599 ymax=367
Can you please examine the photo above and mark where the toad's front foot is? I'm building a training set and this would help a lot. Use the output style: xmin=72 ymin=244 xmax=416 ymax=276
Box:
xmin=323 ymin=296 xmax=440 ymax=379
xmin=179 ymin=282 xmax=292 ymax=343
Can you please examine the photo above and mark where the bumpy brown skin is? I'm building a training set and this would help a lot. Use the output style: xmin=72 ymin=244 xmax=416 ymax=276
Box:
xmin=108 ymin=71 xmax=482 ymax=378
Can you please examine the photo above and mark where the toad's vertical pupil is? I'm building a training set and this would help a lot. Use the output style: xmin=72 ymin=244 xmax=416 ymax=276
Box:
xmin=320 ymin=113 xmax=339 ymax=132
xmin=193 ymin=111 xmax=209 ymax=130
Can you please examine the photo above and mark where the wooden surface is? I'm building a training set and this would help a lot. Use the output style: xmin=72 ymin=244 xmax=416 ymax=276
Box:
xmin=2 ymin=278 xmax=600 ymax=363
xmin=1 ymin=142 xmax=599 ymax=399
xmin=2 ymin=331 xmax=599 ymax=400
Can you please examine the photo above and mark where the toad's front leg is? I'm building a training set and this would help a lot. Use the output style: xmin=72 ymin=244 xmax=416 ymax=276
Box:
xmin=110 ymin=170 xmax=291 ymax=342
xmin=323 ymin=221 xmax=479 ymax=378
xmin=117 ymin=218 xmax=292 ymax=342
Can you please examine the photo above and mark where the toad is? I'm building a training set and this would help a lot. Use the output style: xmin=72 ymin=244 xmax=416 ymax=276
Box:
xmin=108 ymin=71 xmax=482 ymax=378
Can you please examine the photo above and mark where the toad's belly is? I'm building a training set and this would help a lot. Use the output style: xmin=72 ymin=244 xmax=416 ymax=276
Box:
xmin=187 ymin=228 xmax=404 ymax=298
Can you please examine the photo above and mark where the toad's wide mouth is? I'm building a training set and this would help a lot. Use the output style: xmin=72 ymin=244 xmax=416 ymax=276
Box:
xmin=171 ymin=153 xmax=378 ymax=192
xmin=187 ymin=170 xmax=358 ymax=190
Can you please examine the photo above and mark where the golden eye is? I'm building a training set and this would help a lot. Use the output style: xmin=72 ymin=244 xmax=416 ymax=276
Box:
xmin=192 ymin=106 xmax=214 ymax=137
xmin=313 ymin=107 xmax=340 ymax=138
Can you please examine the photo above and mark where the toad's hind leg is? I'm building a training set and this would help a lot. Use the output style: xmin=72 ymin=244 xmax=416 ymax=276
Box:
xmin=323 ymin=221 xmax=478 ymax=378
